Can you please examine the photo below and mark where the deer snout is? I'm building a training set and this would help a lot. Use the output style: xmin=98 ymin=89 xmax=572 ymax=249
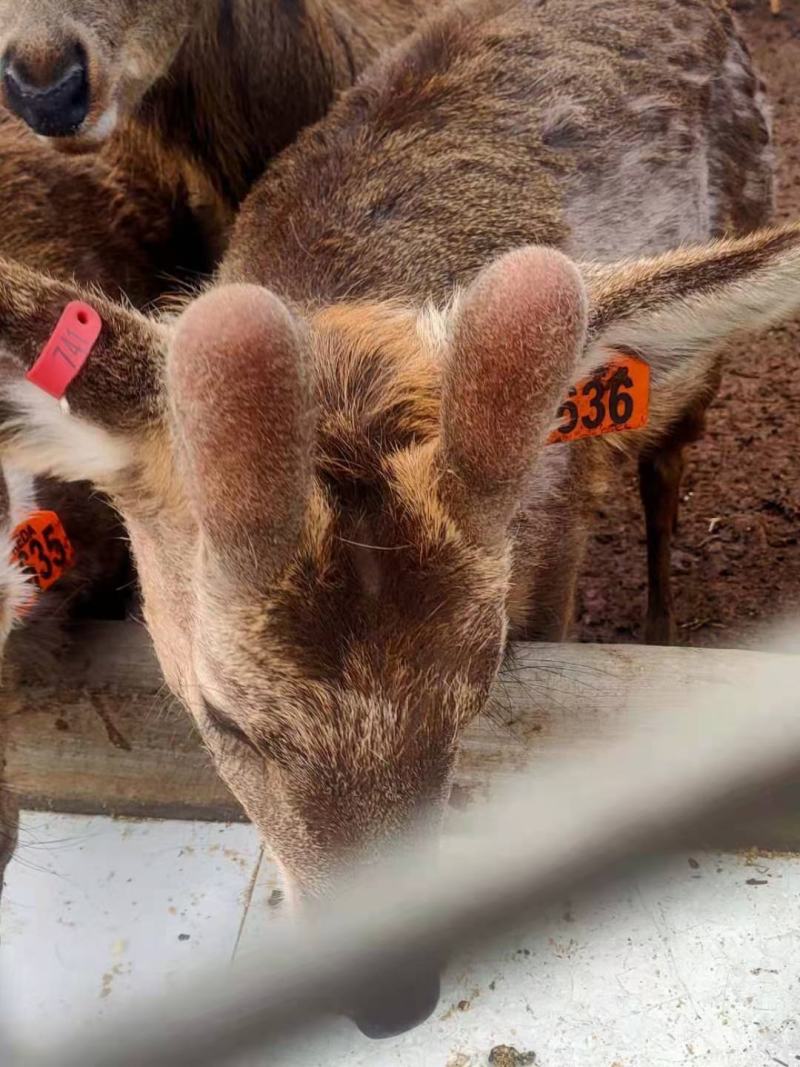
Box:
xmin=345 ymin=960 xmax=441 ymax=1039
xmin=2 ymin=38 xmax=89 ymax=136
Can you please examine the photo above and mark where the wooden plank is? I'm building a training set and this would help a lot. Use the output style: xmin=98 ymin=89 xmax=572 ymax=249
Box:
xmin=2 ymin=622 xmax=241 ymax=822
xmin=3 ymin=621 xmax=800 ymax=846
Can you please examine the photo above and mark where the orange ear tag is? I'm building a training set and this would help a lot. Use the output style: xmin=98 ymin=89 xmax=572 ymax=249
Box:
xmin=547 ymin=354 xmax=650 ymax=446
xmin=9 ymin=511 xmax=75 ymax=616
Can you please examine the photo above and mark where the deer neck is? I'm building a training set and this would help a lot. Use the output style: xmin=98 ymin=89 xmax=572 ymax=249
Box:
xmin=131 ymin=0 xmax=417 ymax=213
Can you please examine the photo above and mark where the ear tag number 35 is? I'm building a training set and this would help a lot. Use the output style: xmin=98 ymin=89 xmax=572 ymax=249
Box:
xmin=10 ymin=511 xmax=75 ymax=612
xmin=548 ymin=355 xmax=650 ymax=445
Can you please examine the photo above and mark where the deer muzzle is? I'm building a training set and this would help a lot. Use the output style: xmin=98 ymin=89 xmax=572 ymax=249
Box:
xmin=2 ymin=37 xmax=90 ymax=136
xmin=345 ymin=959 xmax=442 ymax=1039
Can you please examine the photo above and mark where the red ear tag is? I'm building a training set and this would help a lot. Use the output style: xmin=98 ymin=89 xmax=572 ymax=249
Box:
xmin=10 ymin=511 xmax=75 ymax=617
xmin=26 ymin=302 xmax=102 ymax=400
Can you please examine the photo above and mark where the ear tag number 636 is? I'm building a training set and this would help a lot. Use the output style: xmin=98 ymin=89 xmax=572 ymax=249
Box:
xmin=547 ymin=355 xmax=650 ymax=445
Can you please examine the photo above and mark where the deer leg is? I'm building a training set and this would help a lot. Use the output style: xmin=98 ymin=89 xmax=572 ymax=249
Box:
xmin=638 ymin=444 xmax=685 ymax=646
xmin=511 ymin=516 xmax=589 ymax=643
xmin=638 ymin=400 xmax=710 ymax=646
xmin=522 ymin=542 xmax=586 ymax=642
xmin=519 ymin=570 xmax=580 ymax=642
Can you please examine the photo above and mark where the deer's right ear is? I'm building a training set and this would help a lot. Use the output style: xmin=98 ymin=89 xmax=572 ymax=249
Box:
xmin=572 ymin=223 xmax=800 ymax=453
xmin=0 ymin=258 xmax=167 ymax=486
xmin=441 ymin=246 xmax=588 ymax=539
xmin=167 ymin=284 xmax=314 ymax=586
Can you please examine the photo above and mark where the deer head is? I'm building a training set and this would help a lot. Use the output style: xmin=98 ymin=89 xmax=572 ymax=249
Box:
xmin=0 ymin=0 xmax=195 ymax=141
xmin=2 ymin=228 xmax=800 ymax=1032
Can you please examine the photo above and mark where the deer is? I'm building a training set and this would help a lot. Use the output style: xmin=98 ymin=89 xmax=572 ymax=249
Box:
xmin=0 ymin=0 xmax=795 ymax=1037
xmin=0 ymin=105 xmax=217 ymax=670
xmin=0 ymin=112 xmax=200 ymax=669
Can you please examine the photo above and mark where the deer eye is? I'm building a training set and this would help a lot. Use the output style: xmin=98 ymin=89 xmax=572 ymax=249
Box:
xmin=201 ymin=698 xmax=262 ymax=755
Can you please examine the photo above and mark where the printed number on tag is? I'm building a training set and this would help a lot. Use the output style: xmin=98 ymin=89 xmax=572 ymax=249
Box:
xmin=548 ymin=355 xmax=650 ymax=446
xmin=26 ymin=301 xmax=102 ymax=400
xmin=11 ymin=511 xmax=75 ymax=593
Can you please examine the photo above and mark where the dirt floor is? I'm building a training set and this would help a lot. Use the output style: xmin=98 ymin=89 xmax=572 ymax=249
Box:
xmin=576 ymin=2 xmax=800 ymax=649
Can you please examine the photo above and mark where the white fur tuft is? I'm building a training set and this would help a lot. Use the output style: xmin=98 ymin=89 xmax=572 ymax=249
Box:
xmin=3 ymin=379 xmax=134 ymax=484
xmin=415 ymin=296 xmax=461 ymax=360
xmin=83 ymin=103 xmax=120 ymax=143
xmin=2 ymin=461 xmax=36 ymax=521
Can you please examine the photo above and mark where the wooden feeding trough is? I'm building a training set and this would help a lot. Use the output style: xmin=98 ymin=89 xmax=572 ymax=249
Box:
xmin=3 ymin=621 xmax=800 ymax=853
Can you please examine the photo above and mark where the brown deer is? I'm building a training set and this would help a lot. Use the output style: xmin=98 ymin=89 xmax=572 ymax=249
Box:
xmin=0 ymin=107 xmax=215 ymax=668
xmin=0 ymin=0 xmax=794 ymax=1035
xmin=0 ymin=0 xmax=766 ymax=644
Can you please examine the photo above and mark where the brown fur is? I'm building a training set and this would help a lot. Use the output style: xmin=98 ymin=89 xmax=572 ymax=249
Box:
xmin=0 ymin=0 xmax=796 ymax=904
xmin=0 ymin=0 xmax=431 ymax=259
xmin=0 ymin=110 xmax=205 ymax=302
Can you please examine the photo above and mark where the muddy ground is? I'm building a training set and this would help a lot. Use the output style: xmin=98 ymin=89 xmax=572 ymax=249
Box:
xmin=576 ymin=2 xmax=800 ymax=649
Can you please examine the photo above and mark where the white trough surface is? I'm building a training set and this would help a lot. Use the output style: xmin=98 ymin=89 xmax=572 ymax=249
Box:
xmin=1 ymin=811 xmax=798 ymax=1066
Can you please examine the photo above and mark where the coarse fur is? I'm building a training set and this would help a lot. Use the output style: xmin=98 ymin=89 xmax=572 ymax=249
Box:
xmin=0 ymin=0 xmax=794 ymax=903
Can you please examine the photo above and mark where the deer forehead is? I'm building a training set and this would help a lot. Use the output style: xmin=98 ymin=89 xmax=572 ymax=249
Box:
xmin=176 ymin=474 xmax=505 ymax=735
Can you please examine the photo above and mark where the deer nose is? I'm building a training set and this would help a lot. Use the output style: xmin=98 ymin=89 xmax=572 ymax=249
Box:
xmin=347 ymin=963 xmax=441 ymax=1039
xmin=2 ymin=41 xmax=89 ymax=137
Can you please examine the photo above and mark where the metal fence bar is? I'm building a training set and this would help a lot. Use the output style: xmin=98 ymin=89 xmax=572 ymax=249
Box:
xmin=5 ymin=626 xmax=800 ymax=1067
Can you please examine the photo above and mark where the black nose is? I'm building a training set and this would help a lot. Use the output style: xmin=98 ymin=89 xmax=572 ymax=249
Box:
xmin=347 ymin=964 xmax=441 ymax=1039
xmin=2 ymin=42 xmax=89 ymax=137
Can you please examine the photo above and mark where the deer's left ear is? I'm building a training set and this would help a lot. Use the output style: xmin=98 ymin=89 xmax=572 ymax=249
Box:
xmin=441 ymin=246 xmax=588 ymax=538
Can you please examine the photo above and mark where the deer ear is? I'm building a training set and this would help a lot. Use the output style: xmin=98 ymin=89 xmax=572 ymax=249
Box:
xmin=167 ymin=284 xmax=314 ymax=585
xmin=577 ymin=224 xmax=800 ymax=448
xmin=441 ymin=246 xmax=588 ymax=536
xmin=0 ymin=259 xmax=165 ymax=486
